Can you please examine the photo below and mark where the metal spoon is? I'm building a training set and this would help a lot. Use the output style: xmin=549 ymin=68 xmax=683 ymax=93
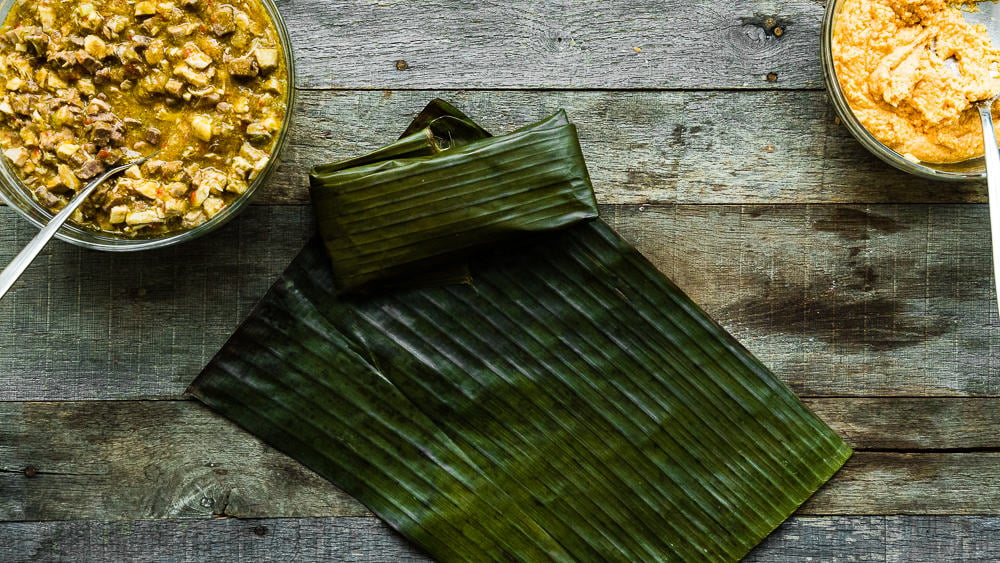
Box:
xmin=955 ymin=4 xmax=1000 ymax=316
xmin=974 ymin=97 xmax=1000 ymax=318
xmin=0 ymin=155 xmax=153 ymax=300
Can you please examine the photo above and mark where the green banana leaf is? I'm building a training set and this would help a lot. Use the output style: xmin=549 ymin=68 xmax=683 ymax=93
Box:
xmin=189 ymin=101 xmax=851 ymax=562
xmin=309 ymin=107 xmax=598 ymax=294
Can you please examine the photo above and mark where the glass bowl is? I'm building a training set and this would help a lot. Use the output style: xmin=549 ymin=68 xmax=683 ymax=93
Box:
xmin=821 ymin=0 xmax=986 ymax=181
xmin=0 ymin=0 xmax=296 ymax=251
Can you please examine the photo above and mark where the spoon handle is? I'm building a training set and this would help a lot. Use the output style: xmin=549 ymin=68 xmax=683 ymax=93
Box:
xmin=0 ymin=159 xmax=146 ymax=300
xmin=979 ymin=104 xmax=1000 ymax=318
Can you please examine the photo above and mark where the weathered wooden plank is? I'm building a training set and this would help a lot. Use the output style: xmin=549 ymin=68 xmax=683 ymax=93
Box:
xmin=260 ymin=90 xmax=987 ymax=206
xmin=803 ymin=453 xmax=1000 ymax=515
xmin=2 ymin=204 xmax=996 ymax=400
xmin=2 ymin=516 xmax=999 ymax=562
xmin=803 ymin=398 xmax=1000 ymax=450
xmin=0 ymin=401 xmax=366 ymax=522
xmin=276 ymin=0 xmax=821 ymax=90
xmin=0 ymin=518 xmax=426 ymax=562
xmin=1 ymin=401 xmax=999 ymax=522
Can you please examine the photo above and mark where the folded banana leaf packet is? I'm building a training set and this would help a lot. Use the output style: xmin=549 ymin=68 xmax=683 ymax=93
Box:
xmin=189 ymin=100 xmax=852 ymax=562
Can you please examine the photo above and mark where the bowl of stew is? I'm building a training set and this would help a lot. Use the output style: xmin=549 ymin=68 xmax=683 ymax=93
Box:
xmin=0 ymin=0 xmax=295 ymax=251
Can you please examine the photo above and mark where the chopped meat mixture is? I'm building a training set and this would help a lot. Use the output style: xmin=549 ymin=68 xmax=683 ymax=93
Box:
xmin=0 ymin=0 xmax=288 ymax=235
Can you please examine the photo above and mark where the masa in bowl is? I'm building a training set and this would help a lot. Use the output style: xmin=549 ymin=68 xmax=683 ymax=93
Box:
xmin=0 ymin=0 xmax=295 ymax=250
xmin=821 ymin=0 xmax=1000 ymax=180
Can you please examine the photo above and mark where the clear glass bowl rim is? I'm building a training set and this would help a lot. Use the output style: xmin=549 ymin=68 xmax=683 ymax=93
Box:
xmin=0 ymin=0 xmax=298 ymax=251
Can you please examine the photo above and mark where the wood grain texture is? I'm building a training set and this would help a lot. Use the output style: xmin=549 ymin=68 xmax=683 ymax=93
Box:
xmin=260 ymin=90 xmax=988 ymax=206
xmin=803 ymin=398 xmax=1000 ymax=450
xmin=2 ymin=204 xmax=996 ymax=400
xmin=277 ymin=0 xmax=821 ymax=90
xmin=2 ymin=401 xmax=999 ymax=522
xmin=2 ymin=517 xmax=999 ymax=562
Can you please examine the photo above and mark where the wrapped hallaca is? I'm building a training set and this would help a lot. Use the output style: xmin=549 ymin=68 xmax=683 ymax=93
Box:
xmin=189 ymin=100 xmax=851 ymax=562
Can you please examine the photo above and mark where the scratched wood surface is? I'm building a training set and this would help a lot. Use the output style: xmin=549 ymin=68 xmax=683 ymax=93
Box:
xmin=2 ymin=0 xmax=999 ymax=560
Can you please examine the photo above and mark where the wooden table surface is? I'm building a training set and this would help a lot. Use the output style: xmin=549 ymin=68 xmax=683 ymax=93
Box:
xmin=3 ymin=0 xmax=1000 ymax=560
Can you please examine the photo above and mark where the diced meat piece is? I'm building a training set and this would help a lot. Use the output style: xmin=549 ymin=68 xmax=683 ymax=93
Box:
xmin=212 ymin=7 xmax=236 ymax=36
xmin=84 ymin=35 xmax=108 ymax=59
xmin=202 ymin=197 xmax=224 ymax=218
xmin=174 ymin=64 xmax=212 ymax=87
xmin=134 ymin=2 xmax=157 ymax=17
xmin=58 ymin=164 xmax=81 ymax=191
xmin=103 ymin=15 xmax=129 ymax=38
xmin=94 ymin=68 xmax=111 ymax=85
xmin=196 ymin=167 xmax=227 ymax=194
xmin=143 ymin=159 xmax=163 ymax=175
xmin=25 ymin=33 xmax=49 ymax=56
xmin=4 ymin=147 xmax=28 ymax=167
xmin=75 ymin=159 xmax=105 ymax=180
xmin=0 ymin=99 xmax=13 ymax=115
xmin=91 ymin=121 xmax=115 ymax=144
xmin=184 ymin=49 xmax=213 ymax=70
xmin=146 ymin=127 xmax=162 ymax=145
xmin=190 ymin=182 xmax=209 ymax=206
xmin=216 ymin=101 xmax=232 ymax=113
xmin=134 ymin=180 xmax=160 ymax=199
xmin=76 ymin=3 xmax=104 ymax=31
xmin=124 ymin=165 xmax=142 ymax=180
xmin=123 ymin=118 xmax=142 ymax=128
xmin=254 ymin=48 xmax=279 ymax=72
xmin=68 ymin=150 xmax=89 ymax=168
xmin=76 ymin=51 xmax=102 ymax=73
xmin=226 ymin=176 xmax=247 ymax=195
xmin=87 ymin=98 xmax=112 ymax=114
xmin=168 ymin=24 xmax=198 ymax=39
xmin=97 ymin=148 xmax=122 ymax=166
xmin=161 ymin=161 xmax=183 ymax=178
xmin=182 ymin=209 xmax=206 ymax=228
xmin=109 ymin=126 xmax=126 ymax=146
xmin=56 ymin=143 xmax=80 ymax=160
xmin=131 ymin=35 xmax=153 ymax=50
xmin=262 ymin=77 xmax=281 ymax=94
xmin=37 ymin=6 xmax=56 ymax=31
xmin=108 ymin=205 xmax=128 ymax=224
xmin=164 ymin=78 xmax=185 ymax=97
xmin=191 ymin=115 xmax=213 ymax=142
xmin=47 ymin=51 xmax=76 ymax=69
xmin=77 ymin=78 xmax=96 ymax=97
xmin=144 ymin=40 xmax=165 ymax=65
xmin=163 ymin=197 xmax=187 ymax=217
xmin=166 ymin=181 xmax=188 ymax=197
xmin=227 ymin=54 xmax=258 ymax=78
xmin=246 ymin=121 xmax=273 ymax=142
xmin=5 ymin=77 xmax=22 ymax=92
xmin=230 ymin=156 xmax=252 ymax=179
xmin=126 ymin=209 xmax=162 ymax=225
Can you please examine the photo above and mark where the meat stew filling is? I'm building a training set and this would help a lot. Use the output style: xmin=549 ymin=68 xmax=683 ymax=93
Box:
xmin=0 ymin=0 xmax=288 ymax=235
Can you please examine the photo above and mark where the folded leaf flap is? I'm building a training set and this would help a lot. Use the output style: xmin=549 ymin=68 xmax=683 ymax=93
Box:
xmin=309 ymin=104 xmax=597 ymax=294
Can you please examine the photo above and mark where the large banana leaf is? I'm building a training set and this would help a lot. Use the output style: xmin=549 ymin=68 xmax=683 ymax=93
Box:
xmin=189 ymin=101 xmax=851 ymax=562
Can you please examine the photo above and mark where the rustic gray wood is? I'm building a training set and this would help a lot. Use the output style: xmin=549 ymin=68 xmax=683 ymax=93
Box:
xmin=1 ymin=516 xmax=996 ymax=562
xmin=2 ymin=204 xmax=996 ymax=400
xmin=277 ymin=0 xmax=823 ymax=90
xmin=259 ymin=90 xmax=989 ymax=206
xmin=803 ymin=398 xmax=1000 ymax=449
xmin=2 ymin=401 xmax=999 ymax=522
xmin=0 ymin=517 xmax=427 ymax=562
